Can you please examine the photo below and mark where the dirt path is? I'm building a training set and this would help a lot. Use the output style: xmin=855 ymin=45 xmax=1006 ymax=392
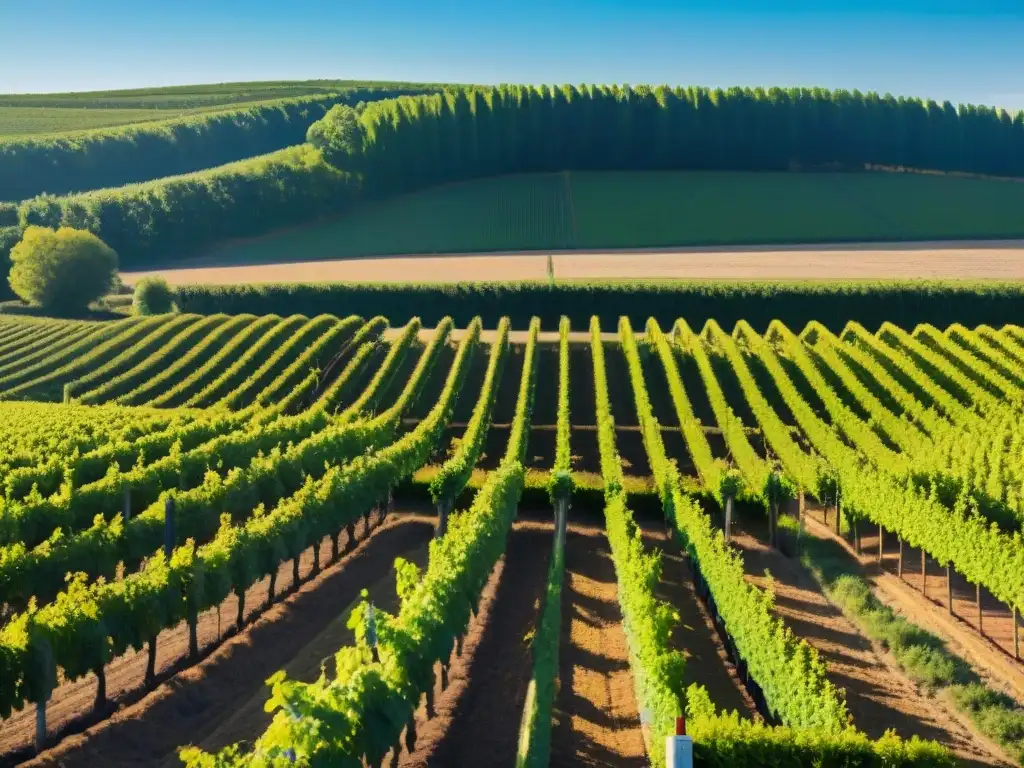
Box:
xmin=122 ymin=240 xmax=1024 ymax=286
xmin=11 ymin=512 xmax=434 ymax=768
xmin=729 ymin=518 xmax=1007 ymax=767
xmin=399 ymin=521 xmax=553 ymax=767
xmin=550 ymin=524 xmax=647 ymax=767
xmin=640 ymin=525 xmax=756 ymax=720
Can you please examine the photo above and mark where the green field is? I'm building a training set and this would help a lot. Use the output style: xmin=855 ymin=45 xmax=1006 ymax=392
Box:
xmin=0 ymin=79 xmax=437 ymax=137
xmin=193 ymin=170 xmax=1024 ymax=266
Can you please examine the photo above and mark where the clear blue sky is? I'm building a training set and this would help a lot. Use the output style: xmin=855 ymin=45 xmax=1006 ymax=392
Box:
xmin=2 ymin=0 xmax=1022 ymax=109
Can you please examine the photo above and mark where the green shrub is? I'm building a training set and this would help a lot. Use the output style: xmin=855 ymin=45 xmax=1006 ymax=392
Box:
xmin=132 ymin=276 xmax=176 ymax=315
xmin=8 ymin=226 xmax=118 ymax=313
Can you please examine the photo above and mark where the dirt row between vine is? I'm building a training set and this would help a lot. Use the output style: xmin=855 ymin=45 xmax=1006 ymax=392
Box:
xmin=123 ymin=240 xmax=1024 ymax=285
xmin=8 ymin=512 xmax=435 ymax=768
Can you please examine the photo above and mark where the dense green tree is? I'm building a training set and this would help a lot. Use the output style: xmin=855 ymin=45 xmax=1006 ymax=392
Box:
xmin=306 ymin=104 xmax=366 ymax=169
xmin=8 ymin=226 xmax=117 ymax=313
xmin=133 ymin=276 xmax=177 ymax=315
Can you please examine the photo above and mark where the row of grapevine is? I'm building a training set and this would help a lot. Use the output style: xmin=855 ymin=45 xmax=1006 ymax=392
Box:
xmin=0 ymin=320 xmax=456 ymax=610
xmin=246 ymin=316 xmax=369 ymax=410
xmin=0 ymin=402 xmax=186 ymax=475
xmin=0 ymin=321 xmax=138 ymax=396
xmin=914 ymin=324 xmax=1018 ymax=402
xmin=517 ymin=315 xmax=570 ymax=768
xmin=667 ymin=320 xmax=786 ymax=506
xmin=878 ymin=323 xmax=996 ymax=411
xmin=839 ymin=322 xmax=980 ymax=428
xmin=216 ymin=316 xmax=341 ymax=410
xmin=645 ymin=319 xmax=729 ymax=498
xmin=627 ymin=317 xmax=853 ymax=732
xmin=145 ymin=315 xmax=276 ymax=408
xmin=0 ymin=318 xmax=481 ymax=722
xmin=592 ymin=316 xmax=686 ymax=766
xmin=181 ymin=317 xmax=537 ymax=765
xmin=26 ymin=315 xmax=199 ymax=402
xmin=547 ymin=316 xmax=574 ymax=503
xmin=700 ymin=321 xmax=825 ymax=496
xmin=0 ymin=322 xmax=407 ymax=548
xmin=183 ymin=316 xmax=309 ymax=408
xmin=758 ymin=322 xmax=908 ymax=472
xmin=75 ymin=316 xmax=233 ymax=404
xmin=429 ymin=317 xmax=511 ymax=507
xmin=801 ymin=322 xmax=931 ymax=453
xmin=947 ymin=324 xmax=1024 ymax=390
xmin=0 ymin=321 xmax=107 ymax=377
xmin=115 ymin=315 xmax=264 ymax=406
xmin=737 ymin=323 xmax=1024 ymax=612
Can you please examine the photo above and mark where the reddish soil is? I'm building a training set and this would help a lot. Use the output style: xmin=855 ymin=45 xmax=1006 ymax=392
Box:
xmin=123 ymin=241 xmax=1024 ymax=286
xmin=550 ymin=523 xmax=647 ymax=767
xmin=730 ymin=512 xmax=1008 ymax=767
xmin=8 ymin=511 xmax=435 ymax=768
xmin=398 ymin=521 xmax=553 ymax=767
xmin=805 ymin=507 xmax=1024 ymax=707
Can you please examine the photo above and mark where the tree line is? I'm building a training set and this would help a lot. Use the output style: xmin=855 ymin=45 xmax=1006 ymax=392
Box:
xmin=0 ymin=86 xmax=429 ymax=202
xmin=7 ymin=83 xmax=1024 ymax=271
xmin=353 ymin=85 xmax=1024 ymax=198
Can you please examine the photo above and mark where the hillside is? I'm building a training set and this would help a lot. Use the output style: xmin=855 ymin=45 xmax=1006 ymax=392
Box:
xmin=0 ymin=79 xmax=443 ymax=137
xmin=188 ymin=170 xmax=1024 ymax=267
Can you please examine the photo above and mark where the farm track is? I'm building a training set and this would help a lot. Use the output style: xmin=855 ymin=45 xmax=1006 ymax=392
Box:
xmin=123 ymin=240 xmax=1024 ymax=286
xmin=550 ymin=523 xmax=646 ymax=767
xmin=398 ymin=521 xmax=552 ymax=767
xmin=9 ymin=512 xmax=434 ymax=768
xmin=730 ymin=514 xmax=1008 ymax=767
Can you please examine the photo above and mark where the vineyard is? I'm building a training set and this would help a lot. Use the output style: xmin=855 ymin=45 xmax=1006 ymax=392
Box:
xmin=1 ymin=310 xmax=1023 ymax=767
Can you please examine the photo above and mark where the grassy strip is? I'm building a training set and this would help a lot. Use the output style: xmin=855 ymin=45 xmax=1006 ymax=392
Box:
xmin=515 ymin=533 xmax=565 ymax=767
xmin=788 ymin=517 xmax=1024 ymax=764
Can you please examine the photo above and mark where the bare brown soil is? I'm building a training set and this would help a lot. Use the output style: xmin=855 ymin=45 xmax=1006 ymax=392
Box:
xmin=122 ymin=241 xmax=1024 ymax=286
xmin=398 ymin=521 xmax=553 ymax=767
xmin=8 ymin=512 xmax=434 ymax=768
xmin=730 ymin=513 xmax=1008 ymax=766
xmin=640 ymin=523 xmax=756 ymax=720
xmin=550 ymin=524 xmax=647 ymax=767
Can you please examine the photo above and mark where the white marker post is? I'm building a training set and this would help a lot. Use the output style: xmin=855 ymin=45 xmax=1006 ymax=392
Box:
xmin=666 ymin=716 xmax=694 ymax=768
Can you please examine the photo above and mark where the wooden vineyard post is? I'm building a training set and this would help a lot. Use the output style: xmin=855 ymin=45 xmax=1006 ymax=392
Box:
xmin=36 ymin=696 xmax=47 ymax=752
xmin=834 ymin=490 xmax=842 ymax=536
xmin=724 ymin=495 xmax=734 ymax=543
xmin=798 ymin=488 xmax=805 ymax=547
xmin=35 ymin=645 xmax=51 ymax=753
xmin=146 ymin=637 xmax=157 ymax=687
xmin=436 ymin=499 xmax=450 ymax=539
xmin=769 ymin=498 xmax=779 ymax=550
xmin=854 ymin=518 xmax=860 ymax=555
xmin=878 ymin=524 xmax=883 ymax=567
xmin=977 ymin=583 xmax=983 ymax=635
xmin=163 ymin=497 xmax=175 ymax=559
xmin=556 ymin=497 xmax=568 ymax=548
xmin=1014 ymin=607 xmax=1020 ymax=661
xmin=947 ymin=564 xmax=953 ymax=614
xmin=921 ymin=549 xmax=927 ymax=597
xmin=898 ymin=537 xmax=904 ymax=579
